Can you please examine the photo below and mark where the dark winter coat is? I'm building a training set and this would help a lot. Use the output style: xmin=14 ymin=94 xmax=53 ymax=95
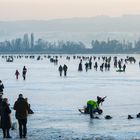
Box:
xmin=0 ymin=97 xmax=2 ymax=116
xmin=22 ymin=67 xmax=27 ymax=75
xmin=58 ymin=65 xmax=63 ymax=72
xmin=14 ymin=97 xmax=29 ymax=119
xmin=1 ymin=102 xmax=11 ymax=129
xmin=0 ymin=83 xmax=4 ymax=93
xmin=63 ymin=65 xmax=68 ymax=71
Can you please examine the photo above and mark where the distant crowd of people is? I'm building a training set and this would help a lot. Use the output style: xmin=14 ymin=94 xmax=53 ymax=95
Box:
xmin=77 ymin=56 xmax=129 ymax=72
xmin=57 ymin=55 xmax=139 ymax=76
xmin=0 ymin=55 xmax=140 ymax=138
xmin=3 ymin=55 xmax=140 ymax=78
xmin=0 ymin=80 xmax=33 ymax=139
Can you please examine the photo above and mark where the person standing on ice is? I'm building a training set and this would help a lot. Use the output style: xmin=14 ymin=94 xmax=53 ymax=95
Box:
xmin=58 ymin=65 xmax=63 ymax=76
xmin=78 ymin=60 xmax=83 ymax=71
xmin=85 ymin=62 xmax=89 ymax=72
xmin=14 ymin=94 xmax=29 ymax=138
xmin=15 ymin=70 xmax=20 ymax=80
xmin=123 ymin=64 xmax=126 ymax=72
xmin=0 ymin=94 xmax=3 ymax=118
xmin=22 ymin=66 xmax=27 ymax=80
xmin=63 ymin=64 xmax=68 ymax=76
xmin=0 ymin=80 xmax=4 ymax=94
xmin=1 ymin=98 xmax=12 ymax=138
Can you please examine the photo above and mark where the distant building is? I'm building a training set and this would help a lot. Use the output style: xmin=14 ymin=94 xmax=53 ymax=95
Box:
xmin=31 ymin=33 xmax=34 ymax=48
xmin=23 ymin=34 xmax=30 ymax=49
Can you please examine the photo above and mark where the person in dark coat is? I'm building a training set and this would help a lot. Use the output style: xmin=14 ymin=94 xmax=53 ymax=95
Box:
xmin=123 ymin=64 xmax=126 ymax=72
xmin=78 ymin=61 xmax=83 ymax=71
xmin=85 ymin=62 xmax=89 ymax=72
xmin=58 ymin=65 xmax=63 ymax=76
xmin=15 ymin=70 xmax=20 ymax=80
xmin=63 ymin=64 xmax=68 ymax=76
xmin=1 ymin=98 xmax=12 ymax=138
xmin=0 ymin=94 xmax=3 ymax=117
xmin=22 ymin=66 xmax=27 ymax=80
xmin=0 ymin=80 xmax=4 ymax=94
xmin=14 ymin=94 xmax=29 ymax=138
xmin=89 ymin=60 xmax=92 ymax=69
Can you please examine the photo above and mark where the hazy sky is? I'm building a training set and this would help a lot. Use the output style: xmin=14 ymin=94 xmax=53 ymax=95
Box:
xmin=0 ymin=0 xmax=140 ymax=20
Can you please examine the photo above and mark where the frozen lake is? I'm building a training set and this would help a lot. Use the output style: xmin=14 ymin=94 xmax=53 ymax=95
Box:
xmin=0 ymin=54 xmax=140 ymax=140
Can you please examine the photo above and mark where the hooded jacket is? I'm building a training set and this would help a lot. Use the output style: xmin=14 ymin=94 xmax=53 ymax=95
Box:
xmin=14 ymin=97 xmax=29 ymax=119
xmin=1 ymin=101 xmax=11 ymax=129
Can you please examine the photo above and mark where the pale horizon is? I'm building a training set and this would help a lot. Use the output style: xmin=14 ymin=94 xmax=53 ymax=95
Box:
xmin=0 ymin=0 xmax=140 ymax=21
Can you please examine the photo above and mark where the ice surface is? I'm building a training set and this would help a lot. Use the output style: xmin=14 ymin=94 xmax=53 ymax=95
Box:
xmin=0 ymin=54 xmax=140 ymax=140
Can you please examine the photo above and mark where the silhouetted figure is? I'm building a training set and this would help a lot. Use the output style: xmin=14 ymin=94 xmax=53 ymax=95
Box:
xmin=114 ymin=60 xmax=117 ymax=68
xmin=89 ymin=60 xmax=92 ymax=69
xmin=1 ymin=98 xmax=12 ymax=138
xmin=94 ymin=62 xmax=98 ymax=71
xmin=123 ymin=64 xmax=126 ymax=72
xmin=14 ymin=94 xmax=29 ymax=138
xmin=15 ymin=70 xmax=20 ymax=80
xmin=78 ymin=60 xmax=83 ymax=71
xmin=0 ymin=94 xmax=3 ymax=117
xmin=85 ymin=62 xmax=89 ymax=72
xmin=63 ymin=64 xmax=68 ymax=76
xmin=54 ymin=59 xmax=58 ymax=65
xmin=22 ymin=66 xmax=27 ymax=80
xmin=100 ymin=63 xmax=104 ymax=72
xmin=105 ymin=63 xmax=108 ymax=71
xmin=107 ymin=63 xmax=110 ymax=71
xmin=0 ymin=80 xmax=4 ymax=94
xmin=118 ymin=61 xmax=122 ymax=70
xmin=58 ymin=65 xmax=63 ymax=76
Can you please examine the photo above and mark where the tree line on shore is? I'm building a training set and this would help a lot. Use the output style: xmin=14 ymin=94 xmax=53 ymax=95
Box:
xmin=0 ymin=34 xmax=140 ymax=53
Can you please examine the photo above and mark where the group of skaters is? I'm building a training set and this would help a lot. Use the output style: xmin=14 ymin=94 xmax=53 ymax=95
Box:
xmin=0 ymin=80 xmax=33 ymax=139
xmin=77 ymin=56 xmax=137 ymax=72
xmin=15 ymin=66 xmax=27 ymax=80
xmin=3 ymin=55 xmax=140 ymax=77
xmin=57 ymin=56 xmax=139 ymax=76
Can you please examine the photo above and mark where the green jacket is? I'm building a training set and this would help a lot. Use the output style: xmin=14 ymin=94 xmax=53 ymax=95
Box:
xmin=87 ymin=100 xmax=99 ymax=109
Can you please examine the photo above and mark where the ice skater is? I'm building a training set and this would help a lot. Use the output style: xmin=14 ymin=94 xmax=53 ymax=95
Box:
xmin=58 ymin=65 xmax=63 ymax=76
xmin=22 ymin=66 xmax=27 ymax=80
xmin=63 ymin=64 xmax=68 ymax=76
xmin=15 ymin=70 xmax=20 ymax=80
xmin=78 ymin=60 xmax=83 ymax=71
